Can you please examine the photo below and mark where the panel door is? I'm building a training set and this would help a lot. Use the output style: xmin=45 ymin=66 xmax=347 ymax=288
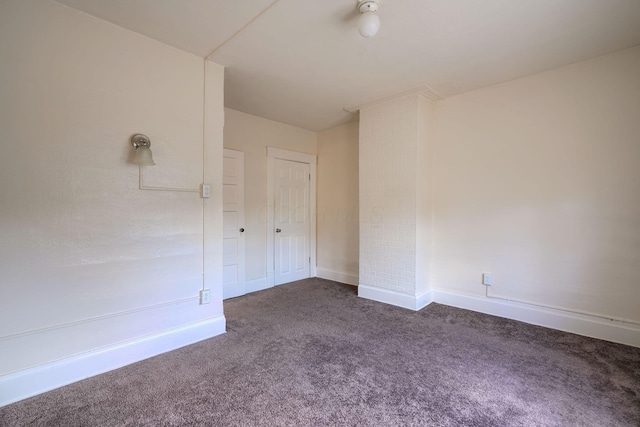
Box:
xmin=274 ymin=158 xmax=310 ymax=285
xmin=223 ymin=149 xmax=245 ymax=299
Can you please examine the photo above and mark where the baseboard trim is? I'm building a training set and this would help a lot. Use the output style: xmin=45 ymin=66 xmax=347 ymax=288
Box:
xmin=431 ymin=289 xmax=640 ymax=348
xmin=358 ymin=285 xmax=433 ymax=311
xmin=0 ymin=315 xmax=226 ymax=407
xmin=316 ymin=268 xmax=359 ymax=286
xmin=246 ymin=277 xmax=271 ymax=294
xmin=223 ymin=284 xmax=245 ymax=300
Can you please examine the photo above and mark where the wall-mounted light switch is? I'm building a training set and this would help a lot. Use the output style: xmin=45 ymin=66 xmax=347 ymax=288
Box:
xmin=201 ymin=184 xmax=211 ymax=198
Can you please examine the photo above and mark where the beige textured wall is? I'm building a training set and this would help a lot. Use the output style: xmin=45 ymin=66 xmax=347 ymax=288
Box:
xmin=358 ymin=94 xmax=437 ymax=300
xmin=223 ymin=109 xmax=317 ymax=282
xmin=416 ymin=96 xmax=437 ymax=295
xmin=359 ymin=95 xmax=419 ymax=295
xmin=0 ymin=0 xmax=224 ymax=376
xmin=432 ymin=46 xmax=640 ymax=322
xmin=317 ymin=121 xmax=359 ymax=280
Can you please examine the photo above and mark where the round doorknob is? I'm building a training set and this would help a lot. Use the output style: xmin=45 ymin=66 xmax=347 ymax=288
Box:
xmin=239 ymin=228 xmax=245 ymax=233
xmin=276 ymin=228 xmax=281 ymax=233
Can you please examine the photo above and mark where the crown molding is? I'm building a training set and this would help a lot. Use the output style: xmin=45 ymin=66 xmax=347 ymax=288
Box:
xmin=344 ymin=83 xmax=444 ymax=113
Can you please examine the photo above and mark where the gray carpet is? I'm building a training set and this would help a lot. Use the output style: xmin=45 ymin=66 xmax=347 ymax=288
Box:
xmin=2 ymin=278 xmax=639 ymax=426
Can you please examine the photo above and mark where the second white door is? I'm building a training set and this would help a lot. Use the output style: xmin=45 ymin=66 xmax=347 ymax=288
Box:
xmin=274 ymin=158 xmax=310 ymax=285
xmin=223 ymin=149 xmax=245 ymax=299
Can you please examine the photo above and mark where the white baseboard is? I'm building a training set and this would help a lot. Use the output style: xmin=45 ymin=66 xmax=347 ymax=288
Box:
xmin=223 ymin=284 xmax=245 ymax=300
xmin=222 ymin=277 xmax=273 ymax=299
xmin=0 ymin=315 xmax=226 ymax=407
xmin=316 ymin=268 xmax=359 ymax=286
xmin=431 ymin=289 xmax=640 ymax=348
xmin=246 ymin=277 xmax=271 ymax=294
xmin=358 ymin=285 xmax=433 ymax=311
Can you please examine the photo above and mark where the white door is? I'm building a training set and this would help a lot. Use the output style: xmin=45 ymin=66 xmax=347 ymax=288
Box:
xmin=223 ymin=149 xmax=245 ymax=299
xmin=274 ymin=158 xmax=310 ymax=285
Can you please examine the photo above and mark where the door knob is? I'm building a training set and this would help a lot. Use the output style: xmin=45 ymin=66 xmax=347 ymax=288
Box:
xmin=239 ymin=228 xmax=245 ymax=233
xmin=276 ymin=228 xmax=281 ymax=233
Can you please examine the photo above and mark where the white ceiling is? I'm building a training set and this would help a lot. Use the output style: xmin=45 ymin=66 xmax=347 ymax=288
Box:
xmin=55 ymin=0 xmax=640 ymax=131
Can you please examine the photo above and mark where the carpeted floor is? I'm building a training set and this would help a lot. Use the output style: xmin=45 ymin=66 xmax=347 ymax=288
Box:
xmin=2 ymin=278 xmax=639 ymax=426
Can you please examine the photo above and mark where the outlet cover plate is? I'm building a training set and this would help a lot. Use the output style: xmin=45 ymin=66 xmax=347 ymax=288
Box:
xmin=482 ymin=273 xmax=493 ymax=286
xmin=200 ymin=289 xmax=211 ymax=304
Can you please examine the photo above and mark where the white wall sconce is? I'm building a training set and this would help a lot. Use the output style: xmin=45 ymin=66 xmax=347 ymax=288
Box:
xmin=130 ymin=134 xmax=155 ymax=165
xmin=358 ymin=0 xmax=380 ymax=38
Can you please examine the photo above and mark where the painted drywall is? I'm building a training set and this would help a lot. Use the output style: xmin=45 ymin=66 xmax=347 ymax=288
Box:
xmin=432 ymin=46 xmax=640 ymax=324
xmin=317 ymin=121 xmax=359 ymax=283
xmin=0 ymin=0 xmax=224 ymax=383
xmin=223 ymin=109 xmax=317 ymax=284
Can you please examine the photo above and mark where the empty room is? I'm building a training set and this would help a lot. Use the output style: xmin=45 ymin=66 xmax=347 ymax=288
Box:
xmin=1 ymin=0 xmax=639 ymax=425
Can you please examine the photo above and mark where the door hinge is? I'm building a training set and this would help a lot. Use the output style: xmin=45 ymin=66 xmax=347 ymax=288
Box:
xmin=309 ymin=173 xmax=311 ymax=181
xmin=309 ymin=257 xmax=311 ymax=263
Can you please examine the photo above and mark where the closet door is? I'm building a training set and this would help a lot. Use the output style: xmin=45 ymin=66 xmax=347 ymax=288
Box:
xmin=222 ymin=149 xmax=245 ymax=299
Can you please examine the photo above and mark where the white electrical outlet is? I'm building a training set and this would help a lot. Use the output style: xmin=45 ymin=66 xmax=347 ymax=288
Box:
xmin=199 ymin=289 xmax=210 ymax=304
xmin=482 ymin=273 xmax=493 ymax=286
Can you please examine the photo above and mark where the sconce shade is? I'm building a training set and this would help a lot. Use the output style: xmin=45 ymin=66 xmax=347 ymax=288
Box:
xmin=130 ymin=133 xmax=155 ymax=165
xmin=132 ymin=145 xmax=155 ymax=165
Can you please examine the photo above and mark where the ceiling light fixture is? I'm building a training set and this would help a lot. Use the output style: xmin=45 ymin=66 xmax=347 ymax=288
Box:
xmin=357 ymin=0 xmax=380 ymax=38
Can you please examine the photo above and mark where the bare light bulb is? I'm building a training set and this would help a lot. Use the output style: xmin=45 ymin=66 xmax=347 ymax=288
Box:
xmin=358 ymin=11 xmax=380 ymax=37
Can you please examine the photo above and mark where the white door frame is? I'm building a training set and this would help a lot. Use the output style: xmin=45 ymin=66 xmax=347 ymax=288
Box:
xmin=266 ymin=147 xmax=317 ymax=287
